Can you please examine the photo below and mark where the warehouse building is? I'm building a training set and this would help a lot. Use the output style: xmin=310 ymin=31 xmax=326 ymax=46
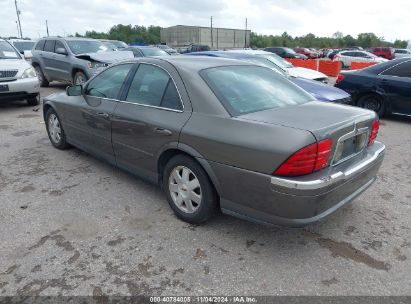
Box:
xmin=160 ymin=25 xmax=251 ymax=49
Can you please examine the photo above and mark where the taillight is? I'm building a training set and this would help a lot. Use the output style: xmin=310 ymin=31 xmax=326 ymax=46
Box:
xmin=368 ymin=120 xmax=380 ymax=146
xmin=274 ymin=139 xmax=333 ymax=177
xmin=336 ymin=74 xmax=345 ymax=84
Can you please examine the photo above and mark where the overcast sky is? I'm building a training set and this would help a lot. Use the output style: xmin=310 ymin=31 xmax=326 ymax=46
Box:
xmin=0 ymin=0 xmax=410 ymax=41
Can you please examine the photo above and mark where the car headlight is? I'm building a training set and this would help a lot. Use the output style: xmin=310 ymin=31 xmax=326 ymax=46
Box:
xmin=87 ymin=62 xmax=109 ymax=69
xmin=21 ymin=67 xmax=37 ymax=79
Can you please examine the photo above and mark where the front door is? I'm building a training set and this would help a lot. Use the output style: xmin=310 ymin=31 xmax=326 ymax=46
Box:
xmin=379 ymin=61 xmax=411 ymax=115
xmin=112 ymin=62 xmax=191 ymax=181
xmin=62 ymin=63 xmax=134 ymax=164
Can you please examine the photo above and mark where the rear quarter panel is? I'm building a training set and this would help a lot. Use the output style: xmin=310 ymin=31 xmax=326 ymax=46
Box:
xmin=179 ymin=113 xmax=316 ymax=175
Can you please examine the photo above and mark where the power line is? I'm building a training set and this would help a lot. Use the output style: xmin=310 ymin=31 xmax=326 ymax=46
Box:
xmin=14 ymin=0 xmax=23 ymax=38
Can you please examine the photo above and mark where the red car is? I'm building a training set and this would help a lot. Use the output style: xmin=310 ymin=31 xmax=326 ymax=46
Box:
xmin=371 ymin=47 xmax=395 ymax=60
xmin=294 ymin=47 xmax=318 ymax=59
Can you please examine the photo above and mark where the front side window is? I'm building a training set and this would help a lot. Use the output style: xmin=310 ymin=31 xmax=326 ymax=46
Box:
xmin=54 ymin=41 xmax=66 ymax=53
xmin=201 ymin=66 xmax=313 ymax=116
xmin=86 ymin=64 xmax=133 ymax=99
xmin=125 ymin=64 xmax=182 ymax=111
xmin=0 ymin=41 xmax=21 ymax=59
xmin=381 ymin=62 xmax=411 ymax=78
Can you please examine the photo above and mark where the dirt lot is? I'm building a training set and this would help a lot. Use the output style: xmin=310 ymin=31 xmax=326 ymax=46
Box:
xmin=0 ymin=83 xmax=410 ymax=296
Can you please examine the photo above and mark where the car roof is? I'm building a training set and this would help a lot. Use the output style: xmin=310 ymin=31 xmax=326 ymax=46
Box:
xmin=139 ymin=56 xmax=254 ymax=71
xmin=187 ymin=51 xmax=257 ymax=59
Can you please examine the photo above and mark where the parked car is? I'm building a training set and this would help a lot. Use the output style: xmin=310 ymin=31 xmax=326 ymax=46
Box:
xmin=0 ymin=39 xmax=40 ymax=105
xmin=187 ymin=51 xmax=349 ymax=103
xmin=333 ymin=50 xmax=388 ymax=68
xmin=228 ymin=49 xmax=329 ymax=83
xmin=100 ymin=39 xmax=128 ymax=49
xmin=185 ymin=44 xmax=211 ymax=53
xmin=8 ymin=39 xmax=36 ymax=59
xmin=43 ymin=56 xmax=384 ymax=227
xmin=394 ymin=48 xmax=411 ymax=58
xmin=155 ymin=44 xmax=179 ymax=55
xmin=335 ymin=58 xmax=411 ymax=117
xmin=120 ymin=46 xmax=169 ymax=57
xmin=294 ymin=47 xmax=318 ymax=59
xmin=31 ymin=37 xmax=134 ymax=86
xmin=371 ymin=47 xmax=395 ymax=60
xmin=264 ymin=47 xmax=307 ymax=59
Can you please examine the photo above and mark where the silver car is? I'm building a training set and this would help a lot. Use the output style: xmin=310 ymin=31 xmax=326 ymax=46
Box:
xmin=0 ymin=39 xmax=39 ymax=105
xmin=43 ymin=57 xmax=385 ymax=227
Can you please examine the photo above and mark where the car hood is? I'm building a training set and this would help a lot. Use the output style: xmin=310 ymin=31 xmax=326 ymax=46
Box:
xmin=290 ymin=77 xmax=350 ymax=101
xmin=287 ymin=67 xmax=327 ymax=80
xmin=237 ymin=101 xmax=376 ymax=141
xmin=75 ymin=51 xmax=134 ymax=63
xmin=0 ymin=58 xmax=31 ymax=71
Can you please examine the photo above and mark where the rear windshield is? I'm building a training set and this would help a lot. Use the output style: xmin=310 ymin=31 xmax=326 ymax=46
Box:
xmin=201 ymin=66 xmax=313 ymax=116
xmin=12 ymin=41 xmax=35 ymax=52
xmin=140 ymin=48 xmax=169 ymax=57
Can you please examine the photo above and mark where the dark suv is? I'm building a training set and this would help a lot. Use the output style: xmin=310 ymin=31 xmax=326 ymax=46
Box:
xmin=31 ymin=37 xmax=133 ymax=86
xmin=371 ymin=47 xmax=395 ymax=60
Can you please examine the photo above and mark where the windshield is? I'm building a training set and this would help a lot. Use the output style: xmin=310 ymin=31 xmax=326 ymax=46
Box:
xmin=67 ymin=40 xmax=112 ymax=54
xmin=201 ymin=66 xmax=312 ymax=116
xmin=258 ymin=53 xmax=293 ymax=69
xmin=12 ymin=41 xmax=35 ymax=52
xmin=140 ymin=48 xmax=169 ymax=57
xmin=0 ymin=41 xmax=21 ymax=59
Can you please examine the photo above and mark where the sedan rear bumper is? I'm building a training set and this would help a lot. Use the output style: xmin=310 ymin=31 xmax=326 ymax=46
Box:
xmin=212 ymin=142 xmax=385 ymax=227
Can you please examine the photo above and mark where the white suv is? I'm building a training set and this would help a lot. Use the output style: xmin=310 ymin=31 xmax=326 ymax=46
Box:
xmin=0 ymin=39 xmax=40 ymax=105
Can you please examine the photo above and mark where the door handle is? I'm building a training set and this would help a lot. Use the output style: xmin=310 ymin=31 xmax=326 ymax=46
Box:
xmin=153 ymin=127 xmax=172 ymax=136
xmin=96 ymin=112 xmax=109 ymax=118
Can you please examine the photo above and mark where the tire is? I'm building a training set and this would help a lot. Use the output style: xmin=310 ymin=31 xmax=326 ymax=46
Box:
xmin=45 ymin=108 xmax=70 ymax=150
xmin=34 ymin=65 xmax=49 ymax=87
xmin=357 ymin=94 xmax=385 ymax=117
xmin=27 ymin=94 xmax=40 ymax=106
xmin=73 ymin=71 xmax=88 ymax=85
xmin=163 ymin=155 xmax=218 ymax=224
xmin=340 ymin=61 xmax=345 ymax=69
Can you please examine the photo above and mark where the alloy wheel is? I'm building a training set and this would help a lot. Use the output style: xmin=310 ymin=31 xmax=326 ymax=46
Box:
xmin=48 ymin=114 xmax=61 ymax=144
xmin=168 ymin=166 xmax=202 ymax=214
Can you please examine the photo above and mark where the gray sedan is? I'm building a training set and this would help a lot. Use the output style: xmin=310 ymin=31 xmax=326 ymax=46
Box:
xmin=43 ymin=57 xmax=385 ymax=227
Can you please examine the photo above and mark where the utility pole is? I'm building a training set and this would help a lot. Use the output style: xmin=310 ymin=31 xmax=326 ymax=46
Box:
xmin=210 ymin=16 xmax=213 ymax=49
xmin=46 ymin=20 xmax=49 ymax=36
xmin=244 ymin=18 xmax=248 ymax=48
xmin=15 ymin=21 xmax=19 ymax=37
xmin=14 ymin=0 xmax=23 ymax=38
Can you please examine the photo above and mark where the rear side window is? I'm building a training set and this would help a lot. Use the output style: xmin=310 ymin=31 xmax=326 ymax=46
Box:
xmin=201 ymin=66 xmax=313 ymax=116
xmin=381 ymin=61 xmax=411 ymax=78
xmin=125 ymin=64 xmax=182 ymax=111
xmin=44 ymin=40 xmax=55 ymax=52
xmin=374 ymin=48 xmax=381 ymax=52
xmin=85 ymin=64 xmax=133 ymax=99
xmin=35 ymin=40 xmax=45 ymax=51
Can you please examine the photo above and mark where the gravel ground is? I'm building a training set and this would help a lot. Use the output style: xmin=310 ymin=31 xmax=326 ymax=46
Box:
xmin=0 ymin=83 xmax=410 ymax=296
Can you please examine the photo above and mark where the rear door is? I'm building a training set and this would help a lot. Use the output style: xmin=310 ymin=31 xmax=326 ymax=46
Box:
xmin=379 ymin=61 xmax=411 ymax=115
xmin=112 ymin=61 xmax=191 ymax=181
xmin=52 ymin=40 xmax=71 ymax=81
xmin=42 ymin=39 xmax=57 ymax=79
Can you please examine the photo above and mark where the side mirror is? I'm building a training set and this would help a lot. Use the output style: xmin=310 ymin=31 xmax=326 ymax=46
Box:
xmin=66 ymin=85 xmax=82 ymax=96
xmin=56 ymin=48 xmax=68 ymax=55
xmin=23 ymin=50 xmax=33 ymax=60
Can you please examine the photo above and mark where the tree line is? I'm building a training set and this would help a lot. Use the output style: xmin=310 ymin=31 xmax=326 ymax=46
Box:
xmin=76 ymin=24 xmax=408 ymax=49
